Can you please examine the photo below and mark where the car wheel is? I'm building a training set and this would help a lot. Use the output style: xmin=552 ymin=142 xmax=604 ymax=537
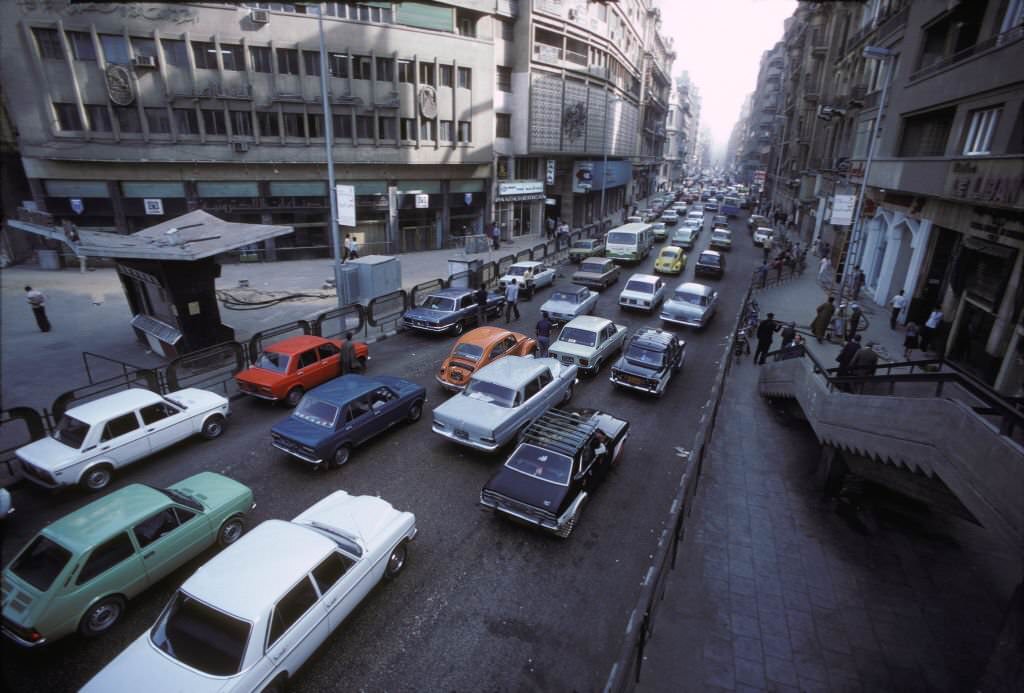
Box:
xmin=329 ymin=444 xmax=352 ymax=469
xmin=451 ymin=321 xmax=465 ymax=337
xmin=202 ymin=415 xmax=226 ymax=439
xmin=78 ymin=595 xmax=125 ymax=637
xmin=80 ymin=465 xmax=113 ymax=492
xmin=407 ymin=400 xmax=424 ymax=423
xmin=562 ymin=382 xmax=574 ymax=403
xmin=217 ymin=516 xmax=245 ymax=548
xmin=284 ymin=387 xmax=304 ymax=408
xmin=384 ymin=541 xmax=408 ymax=580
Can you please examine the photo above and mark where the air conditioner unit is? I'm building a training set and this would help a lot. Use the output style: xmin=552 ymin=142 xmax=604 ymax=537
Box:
xmin=233 ymin=141 xmax=249 ymax=153
xmin=133 ymin=55 xmax=156 ymax=68
xmin=251 ymin=9 xmax=270 ymax=24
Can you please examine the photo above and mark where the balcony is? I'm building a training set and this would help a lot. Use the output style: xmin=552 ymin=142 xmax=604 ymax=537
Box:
xmin=910 ymin=24 xmax=1024 ymax=82
xmin=865 ymin=156 xmax=1023 ymax=210
xmin=843 ymin=4 xmax=908 ymax=55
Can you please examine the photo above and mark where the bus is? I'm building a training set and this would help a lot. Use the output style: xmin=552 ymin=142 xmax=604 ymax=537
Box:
xmin=722 ymin=195 xmax=742 ymax=218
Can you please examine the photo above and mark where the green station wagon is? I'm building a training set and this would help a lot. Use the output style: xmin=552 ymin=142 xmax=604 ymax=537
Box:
xmin=0 ymin=472 xmax=254 ymax=647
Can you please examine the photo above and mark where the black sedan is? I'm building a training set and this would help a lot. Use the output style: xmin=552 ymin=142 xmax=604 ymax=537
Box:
xmin=694 ymin=250 xmax=725 ymax=279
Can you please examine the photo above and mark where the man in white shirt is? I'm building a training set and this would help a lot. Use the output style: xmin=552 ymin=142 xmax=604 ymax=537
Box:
xmin=24 ymin=285 xmax=51 ymax=332
xmin=504 ymin=278 xmax=520 ymax=323
xmin=346 ymin=235 xmax=359 ymax=259
xmin=921 ymin=307 xmax=943 ymax=353
xmin=889 ymin=289 xmax=908 ymax=329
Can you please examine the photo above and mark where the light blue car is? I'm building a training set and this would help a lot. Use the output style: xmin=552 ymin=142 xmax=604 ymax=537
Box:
xmin=540 ymin=285 xmax=599 ymax=324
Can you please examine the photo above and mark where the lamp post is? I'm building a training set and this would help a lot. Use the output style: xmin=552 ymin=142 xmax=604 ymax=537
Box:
xmin=838 ymin=45 xmax=895 ymax=307
xmin=316 ymin=7 xmax=345 ymax=308
xmin=600 ymin=90 xmax=620 ymax=222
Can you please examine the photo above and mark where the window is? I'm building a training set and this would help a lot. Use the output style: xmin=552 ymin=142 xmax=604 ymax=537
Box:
xmin=457 ymin=67 xmax=472 ymax=89
xmin=231 ymin=110 xmax=253 ymax=137
xmin=250 ymin=46 xmax=272 ymax=73
xmin=439 ymin=119 xmax=453 ymax=141
xmin=457 ymin=13 xmax=476 ymax=37
xmin=100 ymin=34 xmax=130 ymax=65
xmin=307 ymin=113 xmax=324 ymax=138
xmin=495 ymin=113 xmax=511 ymax=138
xmin=397 ymin=60 xmax=414 ymax=83
xmin=1002 ymin=0 xmax=1024 ymax=33
xmin=457 ymin=120 xmax=471 ymax=143
xmin=303 ymin=51 xmax=321 ymax=77
xmin=201 ymin=109 xmax=227 ymax=136
xmin=115 ymin=106 xmax=142 ymax=133
xmin=161 ymin=39 xmax=189 ymax=68
xmin=277 ymin=48 xmax=299 ymax=75
xmin=267 ymin=577 xmax=318 ymax=647
xmin=438 ymin=64 xmax=453 ymax=87
xmin=132 ymin=38 xmax=156 ymax=61
xmin=898 ymin=108 xmax=954 ymax=157
xmin=312 ymin=552 xmax=354 ymax=593
xmin=283 ymin=112 xmax=304 ymax=138
xmin=192 ymin=41 xmax=217 ymax=70
xmin=496 ymin=66 xmax=512 ymax=93
xmin=220 ymin=44 xmax=244 ymax=71
xmin=258 ymin=111 xmax=280 ymax=138
xmin=318 ymin=343 xmax=339 ymax=359
xmin=68 ymin=32 xmax=96 ymax=61
xmin=420 ymin=118 xmax=435 ymax=141
xmin=86 ymin=105 xmax=112 ymax=133
xmin=419 ymin=63 xmax=434 ymax=86
xmin=333 ymin=112 xmax=353 ymax=139
xmin=356 ymin=115 xmax=374 ymax=139
xmin=175 ymin=108 xmax=200 ymax=135
xmin=134 ymin=509 xmax=180 ymax=548
xmin=851 ymin=117 xmax=875 ymax=159
xmin=329 ymin=53 xmax=349 ymax=78
xmin=400 ymin=117 xmax=416 ymax=140
xmin=963 ymin=106 xmax=1001 ymax=155
xmin=499 ymin=19 xmax=514 ymax=41
xmin=298 ymin=349 xmax=319 ymax=369
xmin=140 ymin=402 xmax=178 ymax=425
xmin=33 ymin=28 xmax=63 ymax=60
xmin=54 ymin=103 xmax=83 ymax=132
xmin=376 ymin=57 xmax=394 ymax=82
xmin=538 ymin=368 xmax=553 ymax=388
xmin=378 ymin=116 xmax=397 ymax=140
xmin=523 ymin=378 xmax=540 ymax=400
xmin=352 ymin=55 xmax=371 ymax=80
xmin=146 ymin=107 xmax=171 ymax=134
xmin=77 ymin=534 xmax=134 ymax=585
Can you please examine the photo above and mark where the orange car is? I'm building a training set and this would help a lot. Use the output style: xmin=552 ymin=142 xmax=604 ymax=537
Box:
xmin=436 ymin=327 xmax=537 ymax=392
xmin=235 ymin=335 xmax=369 ymax=406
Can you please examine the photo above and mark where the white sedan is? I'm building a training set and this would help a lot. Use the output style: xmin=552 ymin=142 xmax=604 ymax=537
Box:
xmin=753 ymin=226 xmax=773 ymax=246
xmin=498 ymin=261 xmax=556 ymax=299
xmin=548 ymin=315 xmax=628 ymax=376
xmin=618 ymin=273 xmax=668 ymax=313
xmin=539 ymin=285 xmax=598 ymax=324
xmin=16 ymin=388 xmax=228 ymax=492
xmin=81 ymin=491 xmax=417 ymax=693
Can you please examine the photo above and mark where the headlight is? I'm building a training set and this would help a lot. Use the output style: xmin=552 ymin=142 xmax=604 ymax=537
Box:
xmin=641 ymin=300 xmax=650 ymax=307
xmin=433 ymin=420 xmax=446 ymax=429
xmin=579 ymin=358 xmax=590 ymax=367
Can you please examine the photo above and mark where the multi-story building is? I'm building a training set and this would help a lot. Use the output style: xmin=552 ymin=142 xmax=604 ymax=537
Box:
xmin=664 ymin=70 xmax=698 ymax=184
xmin=739 ymin=41 xmax=785 ymax=192
xmin=637 ymin=10 xmax=673 ymax=196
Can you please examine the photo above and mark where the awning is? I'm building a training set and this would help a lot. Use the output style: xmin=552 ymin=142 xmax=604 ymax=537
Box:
xmin=130 ymin=314 xmax=182 ymax=344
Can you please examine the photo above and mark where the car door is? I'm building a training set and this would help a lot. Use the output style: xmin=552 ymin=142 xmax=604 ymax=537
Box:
xmin=264 ymin=575 xmax=330 ymax=680
xmin=66 ymin=532 xmax=149 ymax=615
xmin=369 ymin=386 xmax=403 ymax=431
xmin=132 ymin=505 xmax=208 ymax=584
xmin=311 ymin=550 xmax=376 ymax=631
xmin=95 ymin=412 xmax=150 ymax=469
xmin=295 ymin=348 xmax=322 ymax=390
xmin=597 ymin=325 xmax=615 ymax=362
xmin=488 ymin=336 xmax=516 ymax=363
xmin=345 ymin=395 xmax=376 ymax=444
xmin=536 ymin=368 xmax=561 ymax=410
xmin=317 ymin=342 xmax=342 ymax=382
xmin=138 ymin=401 xmax=190 ymax=451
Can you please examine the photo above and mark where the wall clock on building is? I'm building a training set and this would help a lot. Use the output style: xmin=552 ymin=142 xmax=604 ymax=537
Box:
xmin=419 ymin=85 xmax=438 ymax=119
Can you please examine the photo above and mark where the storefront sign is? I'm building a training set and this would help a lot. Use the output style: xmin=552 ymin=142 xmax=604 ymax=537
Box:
xmin=335 ymin=184 xmax=356 ymax=226
xmin=70 ymin=198 xmax=84 ymax=214
xmin=546 ymin=159 xmax=556 ymax=185
xmin=573 ymin=162 xmax=593 ymax=192
xmin=497 ymin=180 xmax=545 ymax=201
xmin=830 ymin=193 xmax=856 ymax=226
xmin=415 ymin=194 xmax=429 ymax=209
xmin=464 ymin=193 xmax=473 ymax=206
xmin=572 ymin=160 xmax=632 ymax=193
xmin=143 ymin=198 xmax=164 ymax=215
xmin=945 ymin=158 xmax=1024 ymax=209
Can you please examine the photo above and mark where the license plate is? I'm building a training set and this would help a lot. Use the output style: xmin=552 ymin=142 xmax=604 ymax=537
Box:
xmin=455 ymin=430 xmax=468 ymax=439
xmin=626 ymin=375 xmax=645 ymax=386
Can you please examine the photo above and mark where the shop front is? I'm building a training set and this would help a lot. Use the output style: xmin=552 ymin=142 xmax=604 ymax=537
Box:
xmin=571 ymin=160 xmax=632 ymax=224
xmin=495 ymin=180 xmax=545 ymax=240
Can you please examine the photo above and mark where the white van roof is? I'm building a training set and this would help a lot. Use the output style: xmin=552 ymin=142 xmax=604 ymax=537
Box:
xmin=607 ymin=222 xmax=653 ymax=234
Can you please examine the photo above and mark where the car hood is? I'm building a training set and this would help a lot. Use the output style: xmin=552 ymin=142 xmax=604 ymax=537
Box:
xmin=663 ymin=299 xmax=708 ymax=318
xmin=15 ymin=436 xmax=81 ymax=473
xmin=485 ymin=467 xmax=570 ymax=516
xmin=80 ymin=635 xmax=233 ymax=693
xmin=540 ymin=299 xmax=580 ymax=315
xmin=271 ymin=415 xmax=332 ymax=448
xmin=403 ymin=307 xmax=449 ymax=323
xmin=167 ymin=388 xmax=227 ymax=411
xmin=548 ymin=340 xmax=596 ymax=358
xmin=620 ymin=289 xmax=655 ymax=301
xmin=293 ymin=490 xmax=411 ymax=550
xmin=233 ymin=366 xmax=281 ymax=388
xmin=170 ymin=472 xmax=253 ymax=513
xmin=572 ymin=269 xmax=605 ymax=278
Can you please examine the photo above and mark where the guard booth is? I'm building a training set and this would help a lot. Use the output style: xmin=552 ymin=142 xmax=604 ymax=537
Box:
xmin=8 ymin=209 xmax=294 ymax=358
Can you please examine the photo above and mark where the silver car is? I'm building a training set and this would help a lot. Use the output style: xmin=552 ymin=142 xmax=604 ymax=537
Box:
xmin=660 ymin=282 xmax=719 ymax=329
xmin=431 ymin=356 xmax=578 ymax=452
xmin=547 ymin=315 xmax=628 ymax=376
xmin=618 ymin=273 xmax=667 ymax=312
xmin=540 ymin=285 xmax=598 ymax=324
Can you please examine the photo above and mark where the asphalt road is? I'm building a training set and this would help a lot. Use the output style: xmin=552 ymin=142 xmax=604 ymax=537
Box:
xmin=1 ymin=211 xmax=762 ymax=692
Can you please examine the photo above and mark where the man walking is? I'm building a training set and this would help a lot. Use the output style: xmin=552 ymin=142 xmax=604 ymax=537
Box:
xmin=849 ymin=340 xmax=880 ymax=377
xmin=889 ymin=289 xmax=907 ymax=329
xmin=346 ymin=235 xmax=359 ymax=260
xmin=754 ymin=312 xmax=779 ymax=365
xmin=340 ymin=332 xmax=357 ymax=374
xmin=921 ymin=307 xmax=943 ymax=353
xmin=491 ymin=222 xmax=501 ymax=250
xmin=836 ymin=334 xmax=860 ymax=377
xmin=845 ymin=303 xmax=863 ymax=341
xmin=475 ymin=284 xmax=490 ymax=326
xmin=504 ymin=278 xmax=520 ymax=323
xmin=25 ymin=286 xmax=51 ymax=332
xmin=851 ymin=266 xmax=865 ymax=299
xmin=810 ymin=296 xmax=835 ymax=343
xmin=536 ymin=311 xmax=553 ymax=358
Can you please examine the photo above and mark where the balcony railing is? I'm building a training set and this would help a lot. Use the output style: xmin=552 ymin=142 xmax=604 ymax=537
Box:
xmin=909 ymin=24 xmax=1024 ymax=82
xmin=844 ymin=4 xmax=909 ymax=54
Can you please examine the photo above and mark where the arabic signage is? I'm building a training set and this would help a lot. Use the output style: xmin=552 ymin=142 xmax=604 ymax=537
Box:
xmin=335 ymin=184 xmax=356 ymax=226
xmin=546 ymin=159 xmax=556 ymax=185
xmin=945 ymin=158 xmax=1024 ymax=210
xmin=497 ymin=180 xmax=545 ymax=201
xmin=415 ymin=194 xmax=429 ymax=209
xmin=830 ymin=193 xmax=856 ymax=226
xmin=572 ymin=160 xmax=632 ymax=194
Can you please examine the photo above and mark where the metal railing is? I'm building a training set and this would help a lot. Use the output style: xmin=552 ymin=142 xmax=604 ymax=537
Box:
xmin=910 ymin=24 xmax=1024 ymax=82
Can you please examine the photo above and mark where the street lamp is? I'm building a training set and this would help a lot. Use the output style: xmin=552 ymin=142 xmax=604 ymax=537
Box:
xmin=600 ymin=90 xmax=621 ymax=221
xmin=316 ymin=8 xmax=345 ymax=309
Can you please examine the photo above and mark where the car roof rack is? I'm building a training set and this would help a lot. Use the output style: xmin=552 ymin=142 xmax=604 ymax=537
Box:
xmin=521 ymin=409 xmax=598 ymax=458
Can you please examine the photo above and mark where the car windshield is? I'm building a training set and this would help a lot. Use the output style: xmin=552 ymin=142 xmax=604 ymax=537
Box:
xmin=700 ymin=254 xmax=721 ymax=266
xmin=712 ymin=231 xmax=730 ymax=240
xmin=507 ymin=266 xmax=531 ymax=276
xmin=420 ymin=296 xmax=456 ymax=312
xmin=653 ymin=223 xmax=665 ymax=229
xmin=505 ymin=444 xmax=572 ymax=486
xmin=625 ymin=344 xmax=666 ymax=368
xmin=463 ymin=380 xmax=517 ymax=407
xmin=151 ymin=591 xmax=251 ymax=677
xmin=571 ymin=240 xmax=593 ymax=249
xmin=580 ymin=262 xmax=606 ymax=273
xmin=51 ymin=415 xmax=90 ymax=449
xmin=673 ymin=231 xmax=692 ymax=241
xmin=673 ymin=290 xmax=707 ymax=305
xmin=558 ymin=327 xmax=597 ymax=347
xmin=254 ymin=350 xmax=290 ymax=373
xmin=9 ymin=535 xmax=72 ymax=592
xmin=452 ymin=343 xmax=484 ymax=361
xmin=294 ymin=398 xmax=340 ymax=428
xmin=551 ymin=291 xmax=579 ymax=303
xmin=625 ymin=280 xmax=654 ymax=294
xmin=606 ymin=232 xmax=635 ymax=245
xmin=661 ymin=249 xmax=679 ymax=258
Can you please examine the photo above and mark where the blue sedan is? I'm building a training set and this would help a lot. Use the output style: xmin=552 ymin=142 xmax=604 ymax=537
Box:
xmin=271 ymin=375 xmax=426 ymax=468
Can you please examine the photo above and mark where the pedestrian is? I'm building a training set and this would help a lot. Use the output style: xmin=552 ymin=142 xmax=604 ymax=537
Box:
xmin=504 ymin=278 xmax=520 ymax=322
xmin=24 ymin=285 xmax=51 ymax=332
xmin=818 ymin=256 xmax=832 ymax=284
xmin=849 ymin=341 xmax=880 ymax=377
xmin=475 ymin=284 xmax=489 ymax=326
xmin=546 ymin=216 xmax=555 ymax=239
xmin=772 ymin=256 xmax=784 ymax=283
xmin=903 ymin=321 xmax=919 ymax=360
xmin=889 ymin=289 xmax=908 ymax=329
xmin=852 ymin=266 xmax=865 ymax=299
xmin=536 ymin=311 xmax=553 ymax=358
xmin=836 ymin=334 xmax=861 ymax=377
xmin=780 ymin=321 xmax=797 ymax=347
xmin=340 ymin=332 xmax=357 ymax=374
xmin=491 ymin=222 xmax=501 ymax=250
xmin=757 ymin=261 xmax=769 ymax=289
xmin=811 ymin=296 xmax=835 ymax=343
xmin=845 ymin=303 xmax=863 ymax=341
xmin=346 ymin=234 xmax=359 ymax=260
xmin=763 ymin=234 xmax=773 ymax=259
xmin=754 ymin=312 xmax=779 ymax=365
xmin=921 ymin=307 xmax=943 ymax=353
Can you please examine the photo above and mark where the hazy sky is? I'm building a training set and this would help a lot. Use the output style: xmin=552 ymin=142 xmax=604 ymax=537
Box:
xmin=659 ymin=0 xmax=798 ymax=156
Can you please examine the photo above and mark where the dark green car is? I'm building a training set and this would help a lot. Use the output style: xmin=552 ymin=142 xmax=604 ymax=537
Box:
xmin=1 ymin=472 xmax=254 ymax=646
xmin=568 ymin=238 xmax=605 ymax=262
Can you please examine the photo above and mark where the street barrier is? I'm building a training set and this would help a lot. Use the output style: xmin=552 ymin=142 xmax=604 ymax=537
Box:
xmin=515 ymin=248 xmax=533 ymax=263
xmin=532 ymin=243 xmax=547 ymax=260
xmin=0 ymin=407 xmax=49 ymax=483
xmin=497 ymin=254 xmax=515 ymax=275
xmin=166 ymin=341 xmax=246 ymax=397
xmin=313 ymin=304 xmax=365 ymax=339
xmin=479 ymin=261 xmax=499 ymax=288
xmin=247 ymin=320 xmax=313 ymax=364
xmin=51 ymin=368 xmax=163 ymax=422
xmin=410 ymin=279 xmax=446 ymax=307
xmin=445 ymin=271 xmax=473 ymax=289
xmin=367 ymin=290 xmax=407 ymax=328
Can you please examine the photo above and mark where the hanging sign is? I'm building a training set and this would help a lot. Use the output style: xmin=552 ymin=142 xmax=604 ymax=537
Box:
xmin=415 ymin=194 xmax=430 ymax=209
xmin=831 ymin=193 xmax=856 ymax=226
xmin=546 ymin=159 xmax=556 ymax=185
xmin=335 ymin=184 xmax=356 ymax=226
xmin=70 ymin=198 xmax=84 ymax=214
xmin=143 ymin=198 xmax=164 ymax=215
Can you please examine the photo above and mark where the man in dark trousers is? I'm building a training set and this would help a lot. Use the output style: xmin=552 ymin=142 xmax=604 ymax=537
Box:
xmin=845 ymin=303 xmax=863 ymax=340
xmin=754 ymin=312 xmax=779 ymax=365
xmin=836 ymin=334 xmax=861 ymax=377
xmin=504 ymin=278 xmax=520 ymax=323
xmin=536 ymin=311 xmax=553 ymax=358
xmin=475 ymin=284 xmax=489 ymax=326
xmin=340 ymin=332 xmax=357 ymax=374
xmin=849 ymin=340 xmax=880 ymax=377
xmin=24 ymin=286 xmax=51 ymax=332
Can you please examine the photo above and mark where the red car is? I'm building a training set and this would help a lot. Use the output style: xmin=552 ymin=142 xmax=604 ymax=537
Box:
xmin=235 ymin=335 xmax=369 ymax=406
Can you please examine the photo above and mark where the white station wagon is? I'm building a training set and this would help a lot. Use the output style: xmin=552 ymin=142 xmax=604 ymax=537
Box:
xmin=618 ymin=273 xmax=668 ymax=313
xmin=497 ymin=261 xmax=556 ymax=299
xmin=432 ymin=356 xmax=577 ymax=451
xmin=81 ymin=491 xmax=416 ymax=693
xmin=16 ymin=388 xmax=229 ymax=492
xmin=548 ymin=315 xmax=628 ymax=376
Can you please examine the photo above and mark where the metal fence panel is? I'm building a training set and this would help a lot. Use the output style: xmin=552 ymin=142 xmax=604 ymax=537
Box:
xmin=497 ymin=254 xmax=515 ymax=274
xmin=445 ymin=271 xmax=473 ymax=289
xmin=166 ymin=342 xmax=247 ymax=399
xmin=532 ymin=243 xmax=547 ymax=260
xmin=367 ymin=290 xmax=407 ymax=327
xmin=410 ymin=279 xmax=446 ymax=307
xmin=312 ymin=304 xmax=365 ymax=339
xmin=515 ymin=248 xmax=533 ymax=263
xmin=247 ymin=320 xmax=313 ymax=364
xmin=480 ymin=261 xmax=499 ymax=288
xmin=0 ymin=407 xmax=48 ymax=483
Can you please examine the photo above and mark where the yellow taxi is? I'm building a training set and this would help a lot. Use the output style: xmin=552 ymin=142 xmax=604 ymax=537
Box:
xmin=654 ymin=245 xmax=686 ymax=275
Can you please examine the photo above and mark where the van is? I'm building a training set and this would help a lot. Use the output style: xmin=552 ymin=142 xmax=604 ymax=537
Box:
xmin=605 ymin=223 xmax=654 ymax=262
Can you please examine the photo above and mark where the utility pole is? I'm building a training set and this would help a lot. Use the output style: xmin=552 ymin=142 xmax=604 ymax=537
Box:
xmin=317 ymin=8 xmax=345 ymax=308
